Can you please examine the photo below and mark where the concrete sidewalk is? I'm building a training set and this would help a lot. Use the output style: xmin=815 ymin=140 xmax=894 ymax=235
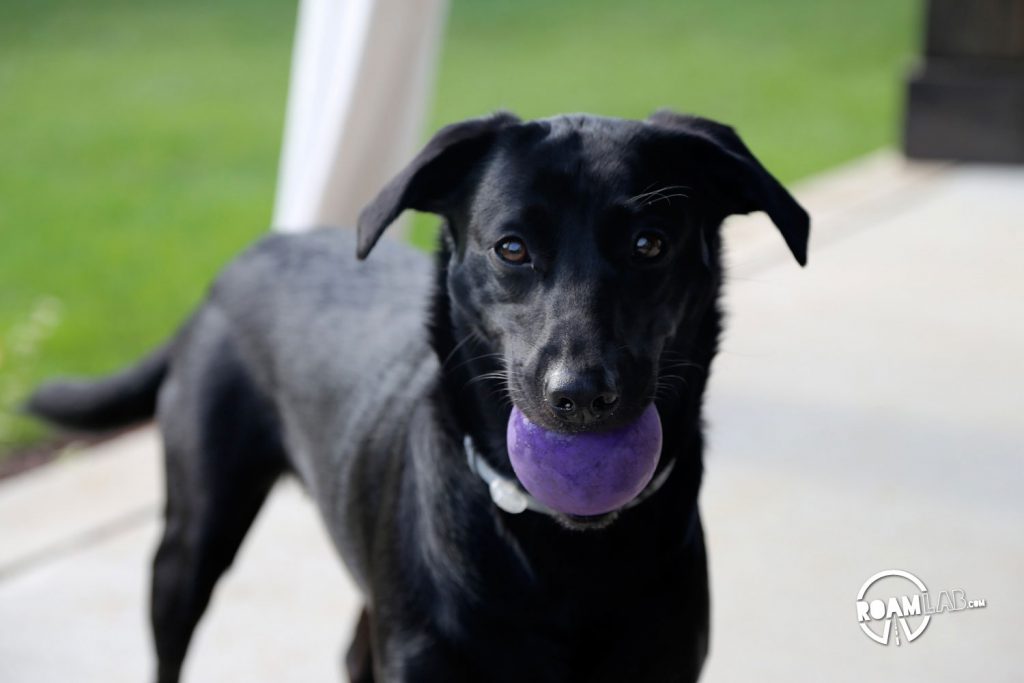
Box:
xmin=1 ymin=153 xmax=1021 ymax=681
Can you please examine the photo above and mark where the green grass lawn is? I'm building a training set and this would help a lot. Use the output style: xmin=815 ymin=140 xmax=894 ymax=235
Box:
xmin=0 ymin=0 xmax=917 ymax=455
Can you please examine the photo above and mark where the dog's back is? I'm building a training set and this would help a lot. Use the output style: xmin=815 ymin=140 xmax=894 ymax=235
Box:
xmin=206 ymin=229 xmax=436 ymax=470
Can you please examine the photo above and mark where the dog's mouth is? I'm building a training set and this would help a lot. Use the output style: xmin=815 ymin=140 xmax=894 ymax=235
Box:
xmin=507 ymin=389 xmax=648 ymax=437
xmin=559 ymin=510 xmax=620 ymax=531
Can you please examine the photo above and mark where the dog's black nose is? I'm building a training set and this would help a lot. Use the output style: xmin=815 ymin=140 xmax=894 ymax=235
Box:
xmin=545 ymin=367 xmax=619 ymax=425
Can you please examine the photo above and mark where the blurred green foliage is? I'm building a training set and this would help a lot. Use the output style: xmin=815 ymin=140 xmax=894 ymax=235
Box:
xmin=0 ymin=0 xmax=916 ymax=454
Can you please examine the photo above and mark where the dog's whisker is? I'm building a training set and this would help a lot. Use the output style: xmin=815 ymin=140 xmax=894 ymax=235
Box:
xmin=448 ymin=351 xmax=504 ymax=374
xmin=484 ymin=386 xmax=515 ymax=408
xmin=626 ymin=184 xmax=692 ymax=208
xmin=626 ymin=184 xmax=690 ymax=202
xmin=659 ymin=361 xmax=707 ymax=374
xmin=656 ymin=369 xmax=690 ymax=401
xmin=441 ymin=326 xmax=500 ymax=371
xmin=465 ymin=370 xmax=509 ymax=383
xmin=440 ymin=333 xmax=478 ymax=370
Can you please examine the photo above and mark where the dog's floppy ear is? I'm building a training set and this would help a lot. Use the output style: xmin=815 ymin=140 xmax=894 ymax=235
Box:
xmin=646 ymin=109 xmax=810 ymax=266
xmin=356 ymin=112 xmax=521 ymax=259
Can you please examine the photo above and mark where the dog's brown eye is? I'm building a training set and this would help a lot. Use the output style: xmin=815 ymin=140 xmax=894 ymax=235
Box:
xmin=495 ymin=237 xmax=530 ymax=265
xmin=633 ymin=232 xmax=664 ymax=260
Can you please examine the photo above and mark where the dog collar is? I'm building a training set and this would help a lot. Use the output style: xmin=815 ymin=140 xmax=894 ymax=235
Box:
xmin=463 ymin=435 xmax=676 ymax=517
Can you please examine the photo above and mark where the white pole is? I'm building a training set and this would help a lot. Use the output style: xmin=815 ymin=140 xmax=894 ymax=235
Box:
xmin=272 ymin=0 xmax=449 ymax=234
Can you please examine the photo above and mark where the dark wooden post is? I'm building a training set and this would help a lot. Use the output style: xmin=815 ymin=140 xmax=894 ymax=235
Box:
xmin=903 ymin=0 xmax=1024 ymax=162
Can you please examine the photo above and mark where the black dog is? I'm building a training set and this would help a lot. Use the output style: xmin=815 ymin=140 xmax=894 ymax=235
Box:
xmin=28 ymin=110 xmax=808 ymax=682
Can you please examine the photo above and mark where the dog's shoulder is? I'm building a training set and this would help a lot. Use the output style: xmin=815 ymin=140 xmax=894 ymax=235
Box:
xmin=199 ymin=227 xmax=437 ymax=400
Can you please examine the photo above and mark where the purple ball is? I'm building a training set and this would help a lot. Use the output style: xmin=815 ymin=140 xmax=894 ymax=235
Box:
xmin=506 ymin=405 xmax=663 ymax=516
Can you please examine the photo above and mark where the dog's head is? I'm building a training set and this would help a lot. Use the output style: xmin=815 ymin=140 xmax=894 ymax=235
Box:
xmin=358 ymin=112 xmax=808 ymax=435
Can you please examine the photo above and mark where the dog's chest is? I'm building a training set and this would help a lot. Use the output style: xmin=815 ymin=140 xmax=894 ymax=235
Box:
xmin=424 ymin=550 xmax=706 ymax=682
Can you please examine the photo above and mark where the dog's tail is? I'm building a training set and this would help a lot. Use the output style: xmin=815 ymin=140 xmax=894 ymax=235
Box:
xmin=24 ymin=344 xmax=170 ymax=432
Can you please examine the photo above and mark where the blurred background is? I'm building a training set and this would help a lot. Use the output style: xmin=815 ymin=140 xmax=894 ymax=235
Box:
xmin=0 ymin=0 xmax=917 ymax=460
xmin=3 ymin=0 xmax=1022 ymax=680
